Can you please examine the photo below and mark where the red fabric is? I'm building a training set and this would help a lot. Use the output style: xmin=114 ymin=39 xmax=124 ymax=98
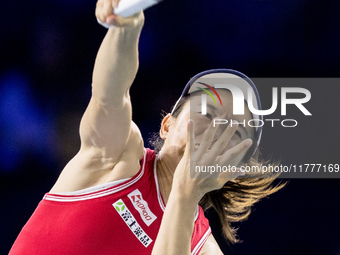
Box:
xmin=10 ymin=148 xmax=211 ymax=255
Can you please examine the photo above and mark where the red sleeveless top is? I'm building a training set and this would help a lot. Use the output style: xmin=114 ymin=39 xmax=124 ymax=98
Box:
xmin=10 ymin=148 xmax=211 ymax=255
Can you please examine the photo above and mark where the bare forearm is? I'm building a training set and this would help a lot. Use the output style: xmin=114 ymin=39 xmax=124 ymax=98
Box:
xmin=92 ymin=15 xmax=144 ymax=103
xmin=152 ymin=190 xmax=199 ymax=255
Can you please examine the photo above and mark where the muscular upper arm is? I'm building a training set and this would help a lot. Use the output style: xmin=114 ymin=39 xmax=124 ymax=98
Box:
xmin=50 ymin=91 xmax=144 ymax=193
xmin=199 ymin=234 xmax=224 ymax=255
xmin=79 ymin=89 xmax=143 ymax=162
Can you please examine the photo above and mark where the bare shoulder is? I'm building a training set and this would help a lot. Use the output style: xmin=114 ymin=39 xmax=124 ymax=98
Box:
xmin=199 ymin=234 xmax=224 ymax=255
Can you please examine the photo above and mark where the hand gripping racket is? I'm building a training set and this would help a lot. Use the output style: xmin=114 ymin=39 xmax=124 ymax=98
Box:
xmin=97 ymin=0 xmax=162 ymax=28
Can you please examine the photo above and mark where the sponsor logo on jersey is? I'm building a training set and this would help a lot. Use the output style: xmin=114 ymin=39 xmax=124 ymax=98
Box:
xmin=113 ymin=199 xmax=153 ymax=247
xmin=128 ymin=189 xmax=157 ymax=226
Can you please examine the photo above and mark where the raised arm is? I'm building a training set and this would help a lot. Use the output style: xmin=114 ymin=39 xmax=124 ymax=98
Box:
xmin=50 ymin=1 xmax=144 ymax=193
xmin=80 ymin=8 xmax=144 ymax=160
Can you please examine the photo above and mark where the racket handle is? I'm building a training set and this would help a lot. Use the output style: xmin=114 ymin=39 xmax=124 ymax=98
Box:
xmin=114 ymin=0 xmax=162 ymax=18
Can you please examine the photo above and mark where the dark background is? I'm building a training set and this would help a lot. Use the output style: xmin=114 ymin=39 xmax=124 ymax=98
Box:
xmin=1 ymin=0 xmax=339 ymax=254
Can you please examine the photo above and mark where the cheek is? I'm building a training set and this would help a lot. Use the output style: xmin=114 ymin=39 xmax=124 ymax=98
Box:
xmin=169 ymin=122 xmax=188 ymax=147
xmin=175 ymin=128 xmax=187 ymax=143
xmin=190 ymin=122 xmax=210 ymax=144
xmin=192 ymin=115 xmax=212 ymax=137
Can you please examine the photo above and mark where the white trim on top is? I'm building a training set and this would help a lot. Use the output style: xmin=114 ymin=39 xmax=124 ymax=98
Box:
xmin=194 ymin=205 xmax=199 ymax=222
xmin=191 ymin=227 xmax=212 ymax=255
xmin=53 ymin=178 xmax=132 ymax=196
xmin=43 ymin=148 xmax=147 ymax=202
xmin=153 ymin=155 xmax=166 ymax=211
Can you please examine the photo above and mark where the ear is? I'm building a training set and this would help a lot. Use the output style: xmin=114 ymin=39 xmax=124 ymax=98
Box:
xmin=160 ymin=114 xmax=173 ymax=139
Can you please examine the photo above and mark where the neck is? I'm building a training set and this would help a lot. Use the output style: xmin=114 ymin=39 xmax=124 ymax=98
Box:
xmin=156 ymin=148 xmax=182 ymax=204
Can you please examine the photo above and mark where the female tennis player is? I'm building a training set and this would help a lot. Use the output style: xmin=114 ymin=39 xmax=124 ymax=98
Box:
xmin=10 ymin=1 xmax=284 ymax=254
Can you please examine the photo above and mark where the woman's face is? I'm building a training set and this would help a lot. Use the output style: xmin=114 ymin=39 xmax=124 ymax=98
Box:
xmin=162 ymin=89 xmax=255 ymax=158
